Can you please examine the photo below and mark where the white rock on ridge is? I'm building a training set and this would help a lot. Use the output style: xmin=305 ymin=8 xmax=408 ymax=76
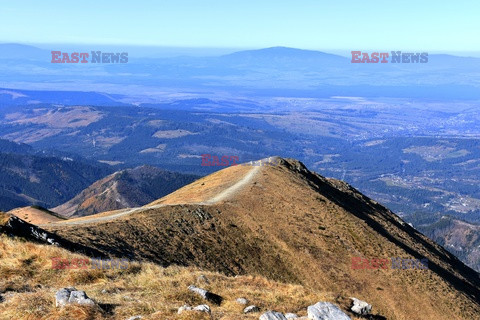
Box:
xmin=55 ymin=287 xmax=95 ymax=307
xmin=260 ymin=310 xmax=288 ymax=320
xmin=244 ymin=305 xmax=260 ymax=313
xmin=307 ymin=302 xmax=351 ymax=320
xmin=236 ymin=297 xmax=249 ymax=305
xmin=350 ymin=297 xmax=372 ymax=315
xmin=194 ymin=304 xmax=211 ymax=313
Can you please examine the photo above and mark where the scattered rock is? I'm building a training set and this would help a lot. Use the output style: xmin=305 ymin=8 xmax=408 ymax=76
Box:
xmin=350 ymin=297 xmax=372 ymax=316
xmin=244 ymin=305 xmax=260 ymax=313
xmin=285 ymin=313 xmax=298 ymax=319
xmin=55 ymin=287 xmax=95 ymax=307
xmin=197 ymin=274 xmax=210 ymax=284
xmin=126 ymin=316 xmax=142 ymax=320
xmin=307 ymin=302 xmax=351 ymax=320
xmin=178 ymin=304 xmax=192 ymax=314
xmin=188 ymin=285 xmax=223 ymax=305
xmin=236 ymin=297 xmax=249 ymax=305
xmin=194 ymin=304 xmax=211 ymax=313
xmin=259 ymin=310 xmax=287 ymax=320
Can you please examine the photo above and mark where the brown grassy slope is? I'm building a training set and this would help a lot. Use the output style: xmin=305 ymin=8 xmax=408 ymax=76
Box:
xmin=0 ymin=233 xmax=339 ymax=320
xmin=8 ymin=206 xmax=65 ymax=224
xmin=44 ymin=159 xmax=480 ymax=320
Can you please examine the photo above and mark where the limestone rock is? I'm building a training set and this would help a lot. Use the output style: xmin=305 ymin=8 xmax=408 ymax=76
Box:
xmin=307 ymin=302 xmax=351 ymax=320
xmin=194 ymin=304 xmax=211 ymax=313
xmin=55 ymin=287 xmax=95 ymax=307
xmin=350 ymin=297 xmax=372 ymax=315
xmin=188 ymin=285 xmax=223 ymax=305
xmin=244 ymin=305 xmax=260 ymax=313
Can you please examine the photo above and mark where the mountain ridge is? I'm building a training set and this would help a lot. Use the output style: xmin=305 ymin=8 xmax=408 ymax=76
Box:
xmin=41 ymin=157 xmax=480 ymax=320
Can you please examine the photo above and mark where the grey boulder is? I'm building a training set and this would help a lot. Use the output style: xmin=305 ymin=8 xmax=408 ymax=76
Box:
xmin=350 ymin=297 xmax=372 ymax=315
xmin=307 ymin=302 xmax=351 ymax=320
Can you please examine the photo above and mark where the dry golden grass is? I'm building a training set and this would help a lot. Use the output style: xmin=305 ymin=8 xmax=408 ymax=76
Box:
xmin=0 ymin=234 xmax=352 ymax=320
xmin=147 ymin=164 xmax=252 ymax=206
xmin=0 ymin=212 xmax=9 ymax=226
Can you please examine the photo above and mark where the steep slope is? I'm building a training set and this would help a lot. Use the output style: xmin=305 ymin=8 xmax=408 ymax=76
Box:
xmin=418 ymin=216 xmax=480 ymax=272
xmin=43 ymin=158 xmax=480 ymax=320
xmin=52 ymin=166 xmax=199 ymax=218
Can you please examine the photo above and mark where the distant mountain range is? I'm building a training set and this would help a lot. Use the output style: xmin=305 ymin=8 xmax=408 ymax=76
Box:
xmin=1 ymin=43 xmax=480 ymax=100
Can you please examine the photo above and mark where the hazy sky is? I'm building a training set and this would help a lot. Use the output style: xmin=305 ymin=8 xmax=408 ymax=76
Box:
xmin=1 ymin=0 xmax=479 ymax=51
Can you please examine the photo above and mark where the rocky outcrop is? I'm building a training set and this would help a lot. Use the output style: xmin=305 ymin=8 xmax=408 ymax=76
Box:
xmin=0 ymin=212 xmax=105 ymax=257
xmin=55 ymin=287 xmax=95 ymax=307
xmin=0 ymin=213 xmax=59 ymax=245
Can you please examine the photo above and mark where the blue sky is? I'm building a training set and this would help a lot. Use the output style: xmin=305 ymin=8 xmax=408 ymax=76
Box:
xmin=1 ymin=0 xmax=479 ymax=51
